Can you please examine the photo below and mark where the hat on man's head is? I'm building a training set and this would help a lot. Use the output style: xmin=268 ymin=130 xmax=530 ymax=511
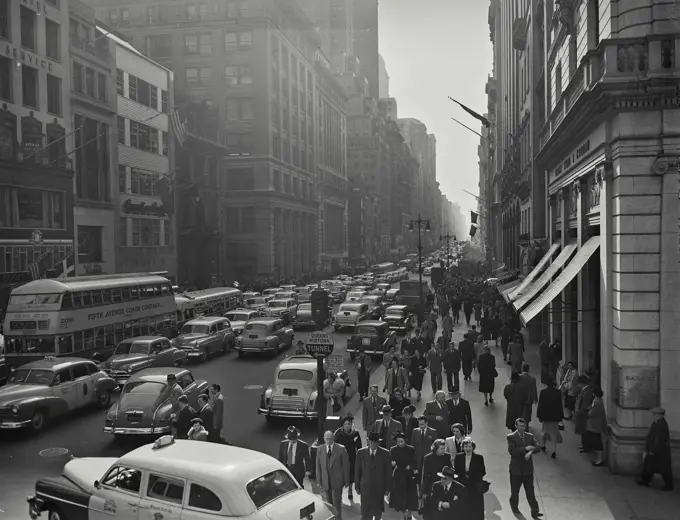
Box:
xmin=437 ymin=466 xmax=457 ymax=479
xmin=450 ymin=386 xmax=460 ymax=394
xmin=393 ymin=431 xmax=407 ymax=441
xmin=367 ymin=431 xmax=381 ymax=442
xmin=285 ymin=426 xmax=300 ymax=439
xmin=650 ymin=407 xmax=666 ymax=415
xmin=381 ymin=405 xmax=393 ymax=414
xmin=403 ymin=404 xmax=417 ymax=414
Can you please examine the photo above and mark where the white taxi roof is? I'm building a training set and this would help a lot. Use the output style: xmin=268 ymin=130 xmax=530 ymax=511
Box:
xmin=118 ymin=440 xmax=284 ymax=516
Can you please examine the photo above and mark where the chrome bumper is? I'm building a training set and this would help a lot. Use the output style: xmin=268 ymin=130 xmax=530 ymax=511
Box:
xmin=236 ymin=345 xmax=276 ymax=352
xmin=0 ymin=419 xmax=31 ymax=429
xmin=103 ymin=425 xmax=172 ymax=435
xmin=27 ymin=496 xmax=44 ymax=520
xmin=257 ymin=408 xmax=318 ymax=418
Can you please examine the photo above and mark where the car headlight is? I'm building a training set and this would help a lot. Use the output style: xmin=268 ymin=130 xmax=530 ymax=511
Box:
xmin=11 ymin=405 xmax=19 ymax=414
xmin=127 ymin=366 xmax=133 ymax=373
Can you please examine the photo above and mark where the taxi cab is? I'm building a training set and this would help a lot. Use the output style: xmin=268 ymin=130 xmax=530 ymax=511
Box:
xmin=28 ymin=436 xmax=336 ymax=520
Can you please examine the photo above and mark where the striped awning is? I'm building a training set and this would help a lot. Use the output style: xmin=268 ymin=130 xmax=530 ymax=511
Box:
xmin=507 ymin=242 xmax=560 ymax=302
xmin=498 ymin=278 xmax=521 ymax=303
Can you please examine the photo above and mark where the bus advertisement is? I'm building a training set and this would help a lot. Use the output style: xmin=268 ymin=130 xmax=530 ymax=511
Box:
xmin=175 ymin=287 xmax=243 ymax=327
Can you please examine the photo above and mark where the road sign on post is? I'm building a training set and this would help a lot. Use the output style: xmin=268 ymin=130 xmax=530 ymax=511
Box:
xmin=325 ymin=353 xmax=343 ymax=373
xmin=307 ymin=330 xmax=335 ymax=446
xmin=306 ymin=331 xmax=335 ymax=358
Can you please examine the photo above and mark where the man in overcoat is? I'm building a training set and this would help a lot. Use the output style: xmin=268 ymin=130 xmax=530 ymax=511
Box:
xmin=355 ymin=431 xmax=392 ymax=520
xmin=278 ymin=426 xmax=311 ymax=487
xmin=412 ymin=415 xmax=438 ymax=474
xmin=315 ymin=430 xmax=350 ymax=518
xmin=638 ymin=407 xmax=674 ymax=491
xmin=507 ymin=418 xmax=542 ymax=518
xmin=372 ymin=405 xmax=403 ymax=450
xmin=425 ymin=390 xmax=451 ymax=439
xmin=428 ymin=466 xmax=467 ymax=519
xmin=362 ymin=385 xmax=387 ymax=432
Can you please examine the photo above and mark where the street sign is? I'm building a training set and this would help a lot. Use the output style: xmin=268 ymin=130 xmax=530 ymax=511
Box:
xmin=305 ymin=331 xmax=335 ymax=358
xmin=325 ymin=353 xmax=343 ymax=373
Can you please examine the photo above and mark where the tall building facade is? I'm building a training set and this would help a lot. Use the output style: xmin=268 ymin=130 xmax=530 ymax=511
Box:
xmin=69 ymin=0 xmax=118 ymax=276
xmin=351 ymin=0 xmax=379 ymax=98
xmin=491 ymin=0 xmax=680 ymax=475
xmin=0 ymin=0 xmax=75 ymax=313
xmin=397 ymin=118 xmax=427 ymax=227
xmin=378 ymin=53 xmax=389 ymax=97
xmin=107 ymin=30 xmax=177 ymax=280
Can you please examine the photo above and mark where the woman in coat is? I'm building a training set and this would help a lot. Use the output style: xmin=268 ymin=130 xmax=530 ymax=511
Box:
xmin=473 ymin=301 xmax=482 ymax=324
xmin=389 ymin=388 xmax=412 ymax=419
xmin=504 ymin=372 xmax=524 ymax=431
xmin=585 ymin=387 xmax=607 ymax=466
xmin=334 ymin=414 xmax=362 ymax=500
xmin=473 ymin=334 xmax=485 ymax=372
xmin=384 ymin=358 xmax=409 ymax=396
xmin=421 ymin=439 xmax=450 ymax=497
xmin=409 ymin=349 xmax=427 ymax=401
xmin=445 ymin=423 xmax=466 ymax=463
xmin=537 ymin=378 xmax=563 ymax=458
xmin=477 ymin=345 xmax=497 ymax=406
xmin=389 ymin=432 xmax=420 ymax=517
xmin=574 ymin=375 xmax=596 ymax=451
xmin=558 ymin=361 xmax=578 ymax=420
xmin=453 ymin=438 xmax=486 ymax=520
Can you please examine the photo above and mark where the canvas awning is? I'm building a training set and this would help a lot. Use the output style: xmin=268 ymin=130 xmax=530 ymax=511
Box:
xmin=498 ymin=278 xmax=521 ymax=303
xmin=512 ymin=242 xmax=578 ymax=312
xmin=520 ymin=236 xmax=601 ymax=326
xmin=507 ymin=242 xmax=560 ymax=302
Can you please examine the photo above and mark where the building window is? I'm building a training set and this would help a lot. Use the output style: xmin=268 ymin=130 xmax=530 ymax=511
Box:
xmin=46 ymin=74 xmax=61 ymax=115
xmin=186 ymin=67 xmax=212 ymax=87
xmin=161 ymin=90 xmax=168 ymax=113
xmin=118 ymin=164 xmax=127 ymax=193
xmin=77 ymin=226 xmax=103 ymax=263
xmin=45 ymin=19 xmax=60 ymax=61
xmin=152 ymin=220 xmax=161 ymax=246
xmin=185 ymin=34 xmax=211 ymax=54
xmin=272 ymin=134 xmax=280 ymax=158
xmin=128 ymin=75 xmax=157 ymax=110
xmin=85 ymin=68 xmax=95 ymax=96
xmin=130 ymin=168 xmax=157 ymax=196
xmin=225 ymin=133 xmax=251 ymax=155
xmin=225 ymin=65 xmax=252 ymax=86
xmin=129 ymin=121 xmax=159 ymax=154
xmin=145 ymin=34 xmax=172 ymax=58
xmin=225 ymin=99 xmax=252 ymax=121
xmin=163 ymin=220 xmax=172 ymax=246
xmin=227 ymin=167 xmax=254 ymax=191
xmin=117 ymin=116 xmax=125 ymax=144
xmin=186 ymin=4 xmax=197 ymax=20
xmin=0 ymin=56 xmax=12 ymax=100
xmin=147 ymin=6 xmax=157 ymax=24
xmin=21 ymin=65 xmax=38 ymax=108
xmin=0 ymin=0 xmax=9 ymax=40
xmin=224 ymin=31 xmax=252 ymax=51
xmin=131 ymin=218 xmax=140 ymax=245
xmin=162 ymin=131 xmax=168 ymax=156
xmin=109 ymin=9 xmax=119 ymax=25
xmin=0 ymin=186 xmax=65 ymax=229
xmin=119 ymin=217 xmax=127 ymax=246
xmin=20 ymin=6 xmax=36 ymax=51
xmin=273 ymin=169 xmax=281 ymax=191
xmin=73 ymin=62 xmax=83 ymax=93
xmin=116 ymin=68 xmax=124 ymax=95
xmin=97 ymin=73 xmax=107 ymax=101
xmin=121 ymin=8 xmax=130 ymax=24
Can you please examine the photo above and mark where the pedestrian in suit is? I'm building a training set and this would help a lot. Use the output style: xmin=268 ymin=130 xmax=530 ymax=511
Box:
xmin=209 ymin=384 xmax=224 ymax=440
xmin=427 ymin=466 xmax=467 ymax=519
xmin=446 ymin=387 xmax=473 ymax=435
xmin=412 ymin=416 xmax=438 ymax=474
xmin=507 ymin=418 xmax=542 ymax=518
xmin=453 ymin=439 xmax=486 ymax=520
xmin=638 ymin=407 xmax=674 ymax=491
xmin=459 ymin=337 xmax=475 ymax=381
xmin=517 ymin=364 xmax=538 ymax=425
xmin=384 ymin=359 xmax=409 ymax=395
xmin=362 ymin=385 xmax=387 ymax=432
xmin=425 ymin=391 xmax=450 ymax=439
xmin=197 ymin=394 xmax=216 ymax=441
xmin=442 ymin=342 xmax=461 ymax=392
xmin=508 ymin=334 xmax=525 ymax=374
xmin=399 ymin=405 xmax=419 ymax=445
xmin=187 ymin=417 xmax=209 ymax=441
xmin=355 ymin=431 xmax=392 ymax=520
xmin=172 ymin=395 xmax=195 ymax=439
xmin=315 ymin=430 xmax=350 ymax=519
xmin=356 ymin=349 xmax=372 ymax=400
xmin=372 ymin=405 xmax=403 ymax=450
xmin=278 ymin=426 xmax=311 ymax=487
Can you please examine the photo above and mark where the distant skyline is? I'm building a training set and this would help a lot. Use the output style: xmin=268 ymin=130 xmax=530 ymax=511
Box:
xmin=378 ymin=0 xmax=493 ymax=229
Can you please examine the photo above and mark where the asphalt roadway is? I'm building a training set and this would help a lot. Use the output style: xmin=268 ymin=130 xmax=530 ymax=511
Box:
xmin=0 ymin=279 xmax=407 ymax=519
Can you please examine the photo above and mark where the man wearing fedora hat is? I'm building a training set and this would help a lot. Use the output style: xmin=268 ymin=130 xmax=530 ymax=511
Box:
xmin=355 ymin=431 xmax=392 ymax=520
xmin=372 ymin=405 xmax=403 ymax=450
xmin=638 ymin=407 xmax=674 ymax=491
xmin=428 ymin=466 xmax=467 ymax=519
xmin=278 ymin=426 xmax=311 ymax=488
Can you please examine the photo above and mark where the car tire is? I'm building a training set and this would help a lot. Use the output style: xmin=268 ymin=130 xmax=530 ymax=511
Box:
xmin=200 ymin=350 xmax=208 ymax=363
xmin=97 ymin=390 xmax=112 ymax=408
xmin=30 ymin=409 xmax=47 ymax=432
xmin=48 ymin=506 xmax=65 ymax=520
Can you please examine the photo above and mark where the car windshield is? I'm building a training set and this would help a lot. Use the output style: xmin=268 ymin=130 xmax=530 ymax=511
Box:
xmin=225 ymin=313 xmax=250 ymax=322
xmin=7 ymin=368 xmax=54 ymax=385
xmin=385 ymin=310 xmax=403 ymax=317
xmin=246 ymin=298 xmax=266 ymax=305
xmin=277 ymin=369 xmax=314 ymax=381
xmin=339 ymin=304 xmax=360 ymax=312
xmin=122 ymin=381 xmax=166 ymax=396
xmin=357 ymin=326 xmax=378 ymax=336
xmin=114 ymin=342 xmax=151 ymax=356
xmin=298 ymin=303 xmax=311 ymax=311
xmin=268 ymin=301 xmax=286 ymax=308
xmin=263 ymin=289 xmax=279 ymax=295
xmin=182 ymin=324 xmax=210 ymax=334
xmin=347 ymin=293 xmax=363 ymax=299
xmin=247 ymin=469 xmax=299 ymax=509
xmin=245 ymin=323 xmax=269 ymax=332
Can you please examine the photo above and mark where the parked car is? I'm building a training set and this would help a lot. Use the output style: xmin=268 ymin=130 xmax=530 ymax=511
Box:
xmin=0 ymin=339 xmax=6 ymax=386
xmin=292 ymin=302 xmax=329 ymax=329
xmin=28 ymin=435 xmax=335 ymax=520
xmin=360 ymin=295 xmax=389 ymax=320
xmin=224 ymin=309 xmax=262 ymax=335
xmin=235 ymin=318 xmax=294 ymax=357
xmin=0 ymin=357 xmax=117 ymax=432
xmin=103 ymin=367 xmax=208 ymax=437
xmin=101 ymin=337 xmax=187 ymax=387
xmin=346 ymin=321 xmax=398 ymax=360
xmin=345 ymin=290 xmax=368 ymax=302
xmin=172 ymin=317 xmax=235 ymax=362
xmin=384 ymin=288 xmax=402 ymax=305
xmin=381 ymin=305 xmax=416 ymax=334
xmin=244 ymin=296 xmax=268 ymax=312
xmin=263 ymin=298 xmax=298 ymax=324
xmin=333 ymin=302 xmax=371 ymax=331
xmin=258 ymin=355 xmax=350 ymax=422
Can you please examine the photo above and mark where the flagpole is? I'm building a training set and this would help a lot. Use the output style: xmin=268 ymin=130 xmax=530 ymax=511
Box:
xmin=50 ymin=132 xmax=104 ymax=166
xmin=448 ymin=96 xmax=497 ymax=128
xmin=21 ymin=126 xmax=82 ymax=163
xmin=451 ymin=117 xmax=490 ymax=142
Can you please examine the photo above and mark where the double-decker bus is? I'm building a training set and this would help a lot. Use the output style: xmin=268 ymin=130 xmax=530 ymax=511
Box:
xmin=369 ymin=262 xmax=396 ymax=275
xmin=174 ymin=287 xmax=243 ymax=328
xmin=2 ymin=274 xmax=177 ymax=370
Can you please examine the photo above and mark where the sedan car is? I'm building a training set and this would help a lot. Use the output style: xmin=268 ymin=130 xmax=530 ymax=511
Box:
xmin=381 ymin=305 xmax=416 ymax=334
xmin=101 ymin=337 xmax=188 ymax=387
xmin=384 ymin=288 xmax=402 ymax=305
xmin=244 ymin=296 xmax=268 ymax=312
xmin=262 ymin=287 xmax=282 ymax=302
xmin=360 ymin=295 xmax=389 ymax=320
xmin=225 ymin=309 xmax=262 ymax=335
xmin=264 ymin=298 xmax=298 ymax=324
xmin=0 ymin=357 xmax=117 ymax=432
xmin=235 ymin=318 xmax=294 ymax=357
xmin=258 ymin=355 xmax=350 ymax=421
xmin=172 ymin=317 xmax=235 ymax=361
xmin=103 ymin=367 xmax=208 ymax=437
xmin=292 ymin=302 xmax=325 ymax=329
xmin=346 ymin=321 xmax=398 ymax=360
xmin=28 ymin=436 xmax=335 ymax=520
xmin=333 ymin=302 xmax=371 ymax=331
xmin=345 ymin=290 xmax=368 ymax=302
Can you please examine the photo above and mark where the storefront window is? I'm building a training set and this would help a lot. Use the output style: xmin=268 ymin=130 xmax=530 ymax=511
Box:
xmin=17 ymin=188 xmax=43 ymax=228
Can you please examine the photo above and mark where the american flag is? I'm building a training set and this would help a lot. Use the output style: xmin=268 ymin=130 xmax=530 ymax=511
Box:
xmin=170 ymin=100 xmax=190 ymax=147
xmin=28 ymin=251 xmax=52 ymax=280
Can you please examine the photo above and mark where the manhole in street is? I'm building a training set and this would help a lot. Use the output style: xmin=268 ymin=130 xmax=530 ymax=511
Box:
xmin=244 ymin=384 xmax=264 ymax=390
xmin=39 ymin=447 xmax=69 ymax=458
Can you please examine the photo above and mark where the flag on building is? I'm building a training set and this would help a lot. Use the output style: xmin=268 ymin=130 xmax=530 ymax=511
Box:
xmin=28 ymin=251 xmax=52 ymax=280
xmin=469 ymin=224 xmax=478 ymax=237
xmin=449 ymin=97 xmax=491 ymax=128
xmin=170 ymin=101 xmax=189 ymax=147
xmin=471 ymin=211 xmax=479 ymax=224
xmin=54 ymin=252 xmax=76 ymax=278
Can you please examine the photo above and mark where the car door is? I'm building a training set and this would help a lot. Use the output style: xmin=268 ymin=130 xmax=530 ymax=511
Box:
xmin=90 ymin=465 xmax=142 ymax=520
xmin=72 ymin=362 xmax=94 ymax=408
xmin=51 ymin=367 xmax=79 ymax=411
xmin=208 ymin=323 xmax=219 ymax=354
xmin=177 ymin=372 xmax=199 ymax=407
xmin=155 ymin=339 xmax=173 ymax=366
xmin=138 ymin=472 xmax=184 ymax=520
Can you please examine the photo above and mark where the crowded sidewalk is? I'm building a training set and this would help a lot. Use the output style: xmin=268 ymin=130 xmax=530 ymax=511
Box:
xmin=314 ymin=316 xmax=679 ymax=520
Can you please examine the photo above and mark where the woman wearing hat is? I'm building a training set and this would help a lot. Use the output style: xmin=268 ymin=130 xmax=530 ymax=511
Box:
xmin=334 ymin=414 xmax=362 ymax=501
xmin=389 ymin=387 xmax=412 ymax=419
xmin=453 ymin=438 xmax=486 ymax=520
xmin=400 ymin=405 xmax=419 ymax=444
xmin=389 ymin=431 xmax=419 ymax=518
xmin=421 ymin=439 xmax=450 ymax=499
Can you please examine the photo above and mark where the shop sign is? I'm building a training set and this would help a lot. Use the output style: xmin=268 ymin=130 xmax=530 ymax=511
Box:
xmin=552 ymin=139 xmax=591 ymax=179
xmin=2 ymin=43 xmax=54 ymax=72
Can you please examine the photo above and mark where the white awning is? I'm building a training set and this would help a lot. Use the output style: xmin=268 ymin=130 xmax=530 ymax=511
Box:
xmin=512 ymin=241 xmax=578 ymax=312
xmin=498 ymin=278 xmax=521 ymax=303
xmin=507 ymin=242 xmax=560 ymax=302
xmin=520 ymin=236 xmax=601 ymax=326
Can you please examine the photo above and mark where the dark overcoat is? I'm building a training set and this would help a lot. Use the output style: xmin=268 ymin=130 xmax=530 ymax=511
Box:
xmin=645 ymin=417 xmax=672 ymax=474
xmin=355 ymin=446 xmax=392 ymax=517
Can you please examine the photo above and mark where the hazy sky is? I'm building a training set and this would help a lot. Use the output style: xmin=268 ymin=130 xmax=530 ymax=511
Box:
xmin=379 ymin=0 xmax=493 ymax=226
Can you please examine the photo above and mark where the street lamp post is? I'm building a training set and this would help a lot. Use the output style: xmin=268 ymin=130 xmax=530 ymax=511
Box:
xmin=409 ymin=215 xmax=431 ymax=322
xmin=440 ymin=232 xmax=457 ymax=269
